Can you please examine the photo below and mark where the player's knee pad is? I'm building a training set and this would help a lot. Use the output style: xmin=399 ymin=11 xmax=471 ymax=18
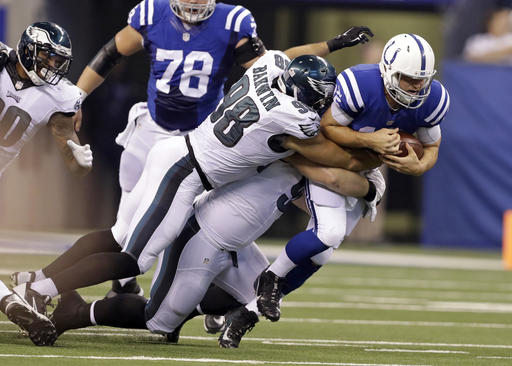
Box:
xmin=315 ymin=223 xmax=346 ymax=248
xmin=119 ymin=149 xmax=145 ymax=192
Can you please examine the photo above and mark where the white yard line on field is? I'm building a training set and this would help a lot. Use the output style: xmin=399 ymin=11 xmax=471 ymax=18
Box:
xmin=0 ymin=353 xmax=432 ymax=366
xmin=2 ymin=328 xmax=512 ymax=350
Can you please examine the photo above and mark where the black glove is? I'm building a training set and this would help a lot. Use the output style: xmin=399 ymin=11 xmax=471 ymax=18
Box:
xmin=327 ymin=26 xmax=374 ymax=52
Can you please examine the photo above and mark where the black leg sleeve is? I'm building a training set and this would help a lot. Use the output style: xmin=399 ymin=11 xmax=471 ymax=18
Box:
xmin=43 ymin=230 xmax=121 ymax=277
xmin=52 ymin=252 xmax=140 ymax=294
xmin=94 ymin=294 xmax=148 ymax=329
xmin=199 ymin=284 xmax=243 ymax=315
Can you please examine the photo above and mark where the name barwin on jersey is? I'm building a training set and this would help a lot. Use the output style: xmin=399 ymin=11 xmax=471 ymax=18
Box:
xmin=252 ymin=65 xmax=280 ymax=112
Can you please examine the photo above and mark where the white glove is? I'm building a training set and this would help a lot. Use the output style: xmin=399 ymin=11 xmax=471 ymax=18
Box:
xmin=363 ymin=168 xmax=386 ymax=222
xmin=66 ymin=140 xmax=93 ymax=168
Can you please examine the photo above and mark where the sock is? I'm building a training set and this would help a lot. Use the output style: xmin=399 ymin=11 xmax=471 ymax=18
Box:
xmin=52 ymin=252 xmax=140 ymax=294
xmin=197 ymin=284 xmax=243 ymax=315
xmin=34 ymin=269 xmax=46 ymax=281
xmin=118 ymin=277 xmax=135 ymax=287
xmin=30 ymin=278 xmax=59 ymax=298
xmin=245 ymin=298 xmax=260 ymax=315
xmin=268 ymin=250 xmax=297 ymax=277
xmin=284 ymin=229 xmax=329 ymax=267
xmin=94 ymin=294 xmax=147 ymax=329
xmin=0 ymin=281 xmax=11 ymax=302
xmin=43 ymin=230 xmax=121 ymax=278
xmin=282 ymin=261 xmax=322 ymax=295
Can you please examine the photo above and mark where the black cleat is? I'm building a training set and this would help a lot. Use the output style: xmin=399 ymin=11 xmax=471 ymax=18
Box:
xmin=218 ymin=307 xmax=258 ymax=348
xmin=12 ymin=283 xmax=52 ymax=315
xmin=165 ymin=322 xmax=184 ymax=344
xmin=50 ymin=290 xmax=89 ymax=336
xmin=256 ymin=270 xmax=285 ymax=322
xmin=1 ymin=292 xmax=57 ymax=346
xmin=204 ymin=315 xmax=225 ymax=334
xmin=105 ymin=278 xmax=144 ymax=298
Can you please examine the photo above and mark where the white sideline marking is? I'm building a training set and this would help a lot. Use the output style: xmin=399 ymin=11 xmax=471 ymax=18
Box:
xmin=364 ymin=349 xmax=469 ymax=354
xmin=0 ymin=354 xmax=432 ymax=366
xmin=1 ymin=328 xmax=511 ymax=350
xmin=279 ymin=318 xmax=512 ymax=329
xmin=477 ymin=356 xmax=512 ymax=359
xmin=283 ymin=301 xmax=512 ymax=313
xmin=309 ymin=277 xmax=512 ymax=291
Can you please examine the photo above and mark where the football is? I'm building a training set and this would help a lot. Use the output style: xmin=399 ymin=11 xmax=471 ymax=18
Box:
xmin=397 ymin=131 xmax=424 ymax=159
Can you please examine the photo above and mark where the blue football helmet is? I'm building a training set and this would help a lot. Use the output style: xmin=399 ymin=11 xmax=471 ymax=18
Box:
xmin=278 ymin=55 xmax=336 ymax=112
xmin=17 ymin=21 xmax=72 ymax=86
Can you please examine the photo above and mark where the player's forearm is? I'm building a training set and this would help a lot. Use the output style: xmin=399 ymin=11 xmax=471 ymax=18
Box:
xmin=284 ymin=42 xmax=329 ymax=59
xmin=76 ymin=66 xmax=105 ymax=96
xmin=322 ymin=124 xmax=373 ymax=148
xmin=416 ymin=144 xmax=438 ymax=175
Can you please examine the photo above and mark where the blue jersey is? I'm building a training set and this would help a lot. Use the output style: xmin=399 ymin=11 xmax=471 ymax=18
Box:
xmin=128 ymin=0 xmax=257 ymax=131
xmin=332 ymin=64 xmax=450 ymax=134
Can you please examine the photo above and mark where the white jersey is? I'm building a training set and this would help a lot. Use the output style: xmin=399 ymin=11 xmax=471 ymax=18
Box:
xmin=195 ymin=160 xmax=304 ymax=251
xmin=0 ymin=58 xmax=81 ymax=176
xmin=189 ymin=51 xmax=321 ymax=188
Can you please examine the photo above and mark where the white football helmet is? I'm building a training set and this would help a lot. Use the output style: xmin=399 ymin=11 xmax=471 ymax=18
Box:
xmin=379 ymin=33 xmax=436 ymax=109
xmin=169 ymin=0 xmax=216 ymax=23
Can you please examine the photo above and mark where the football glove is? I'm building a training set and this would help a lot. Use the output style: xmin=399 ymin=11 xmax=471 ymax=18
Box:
xmin=66 ymin=140 xmax=93 ymax=168
xmin=327 ymin=26 xmax=374 ymax=52
xmin=0 ymin=42 xmax=16 ymax=72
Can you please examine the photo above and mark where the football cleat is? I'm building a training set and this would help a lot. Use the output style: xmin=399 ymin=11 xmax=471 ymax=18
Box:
xmin=0 ymin=292 xmax=57 ymax=346
xmin=12 ymin=283 xmax=52 ymax=316
xmin=105 ymin=278 xmax=144 ymax=299
xmin=10 ymin=271 xmax=36 ymax=287
xmin=165 ymin=322 xmax=184 ymax=344
xmin=203 ymin=315 xmax=225 ymax=334
xmin=218 ymin=307 xmax=258 ymax=348
xmin=256 ymin=270 xmax=285 ymax=322
xmin=50 ymin=290 xmax=88 ymax=336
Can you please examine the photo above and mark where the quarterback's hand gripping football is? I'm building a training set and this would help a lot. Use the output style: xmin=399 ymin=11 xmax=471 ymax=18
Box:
xmin=66 ymin=140 xmax=93 ymax=168
xmin=327 ymin=26 xmax=374 ymax=52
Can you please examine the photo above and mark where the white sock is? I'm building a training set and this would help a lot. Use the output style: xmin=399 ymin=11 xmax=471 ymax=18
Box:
xmin=268 ymin=250 xmax=297 ymax=277
xmin=118 ymin=277 xmax=134 ymax=287
xmin=0 ymin=281 xmax=12 ymax=301
xmin=90 ymin=300 xmax=98 ymax=325
xmin=245 ymin=298 xmax=260 ymax=315
xmin=30 ymin=278 xmax=59 ymax=298
xmin=34 ymin=269 xmax=46 ymax=281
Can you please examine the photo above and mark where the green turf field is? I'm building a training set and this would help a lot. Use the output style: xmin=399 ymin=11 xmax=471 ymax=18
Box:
xmin=1 ymin=250 xmax=512 ymax=366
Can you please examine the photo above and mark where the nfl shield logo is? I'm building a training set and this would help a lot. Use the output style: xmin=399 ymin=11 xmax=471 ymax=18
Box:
xmin=183 ymin=32 xmax=190 ymax=42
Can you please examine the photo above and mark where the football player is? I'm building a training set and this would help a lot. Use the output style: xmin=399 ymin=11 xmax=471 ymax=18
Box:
xmin=49 ymin=157 xmax=383 ymax=343
xmin=35 ymin=0 xmax=374 ymax=296
xmin=253 ymin=33 xmax=450 ymax=328
xmin=0 ymin=21 xmax=92 ymax=346
xmin=14 ymin=52 xmax=381 ymax=318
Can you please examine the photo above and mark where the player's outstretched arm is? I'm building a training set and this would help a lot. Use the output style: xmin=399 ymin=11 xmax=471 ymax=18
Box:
xmin=284 ymin=154 xmax=370 ymax=198
xmin=73 ymin=25 xmax=143 ymax=131
xmin=281 ymin=131 xmax=381 ymax=172
xmin=48 ymin=113 xmax=93 ymax=177
xmin=284 ymin=26 xmax=373 ymax=59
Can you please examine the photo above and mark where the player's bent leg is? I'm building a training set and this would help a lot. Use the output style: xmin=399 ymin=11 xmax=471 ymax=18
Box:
xmin=145 ymin=228 xmax=229 ymax=335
